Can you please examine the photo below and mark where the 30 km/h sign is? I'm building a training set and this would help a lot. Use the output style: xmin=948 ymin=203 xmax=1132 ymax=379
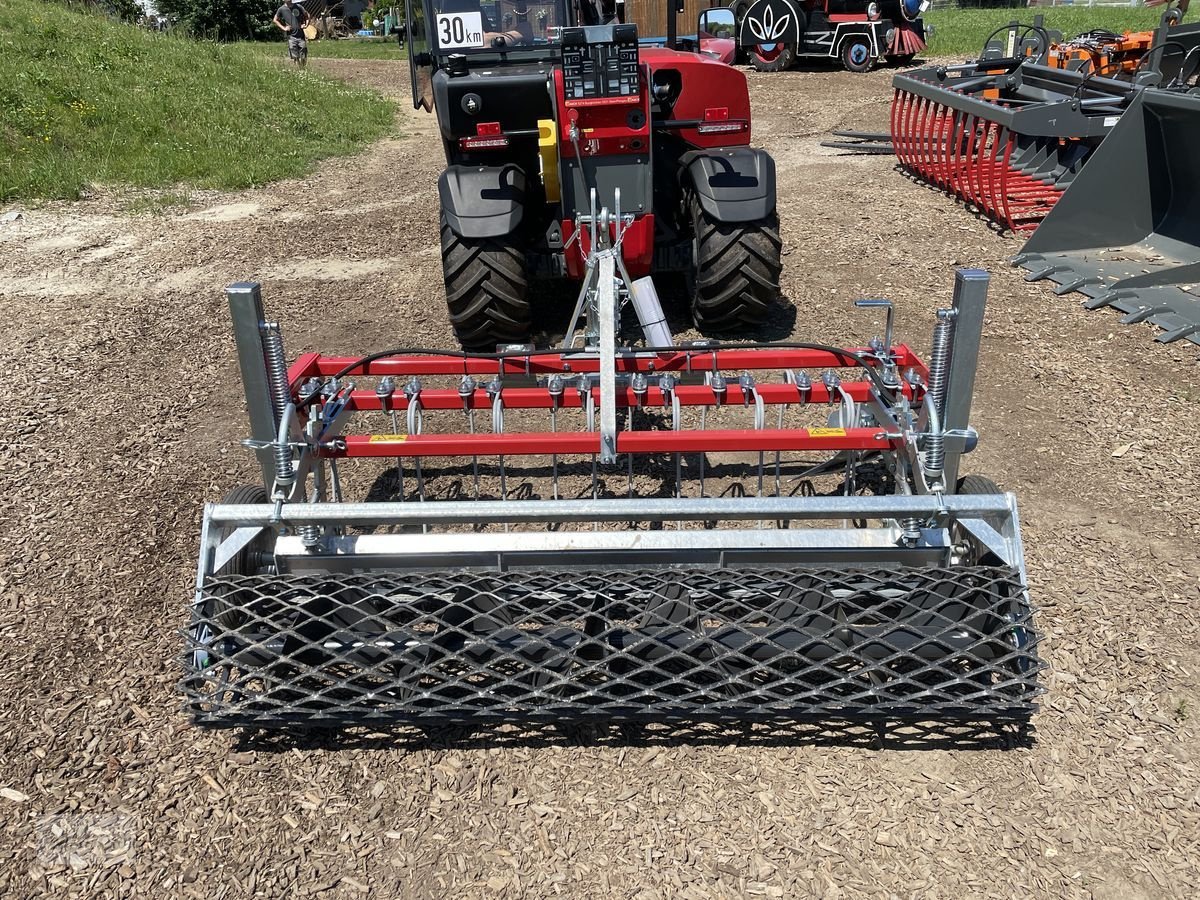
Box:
xmin=436 ymin=12 xmax=484 ymax=49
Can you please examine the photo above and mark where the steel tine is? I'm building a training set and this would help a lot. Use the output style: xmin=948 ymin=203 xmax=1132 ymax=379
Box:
xmin=389 ymin=408 xmax=405 ymax=501
xmin=550 ymin=404 xmax=559 ymax=501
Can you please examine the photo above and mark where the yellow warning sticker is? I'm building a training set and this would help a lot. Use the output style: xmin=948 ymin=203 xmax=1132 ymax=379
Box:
xmin=369 ymin=434 xmax=408 ymax=442
xmin=807 ymin=428 xmax=847 ymax=438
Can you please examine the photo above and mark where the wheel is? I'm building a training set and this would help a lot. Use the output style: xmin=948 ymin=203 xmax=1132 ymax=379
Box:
xmin=952 ymin=474 xmax=1006 ymax=566
xmin=687 ymin=195 xmax=782 ymax=333
xmin=956 ymin=474 xmax=1002 ymax=495
xmin=440 ymin=212 xmax=530 ymax=352
xmin=749 ymin=43 xmax=795 ymax=72
xmin=840 ymin=37 xmax=874 ymax=73
xmin=208 ymin=485 xmax=271 ymax=631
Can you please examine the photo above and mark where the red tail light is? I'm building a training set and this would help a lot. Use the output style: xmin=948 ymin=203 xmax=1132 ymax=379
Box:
xmin=459 ymin=122 xmax=509 ymax=150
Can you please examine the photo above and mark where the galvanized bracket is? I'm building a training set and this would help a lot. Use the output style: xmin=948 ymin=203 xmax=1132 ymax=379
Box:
xmin=942 ymin=269 xmax=989 ymax=490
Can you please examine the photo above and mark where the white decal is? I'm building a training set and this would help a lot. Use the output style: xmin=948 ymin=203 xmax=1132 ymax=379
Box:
xmin=747 ymin=5 xmax=792 ymax=43
xmin=436 ymin=12 xmax=484 ymax=49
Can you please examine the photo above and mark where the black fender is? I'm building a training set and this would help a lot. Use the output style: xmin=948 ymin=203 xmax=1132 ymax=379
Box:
xmin=681 ymin=148 xmax=776 ymax=223
xmin=438 ymin=165 xmax=525 ymax=239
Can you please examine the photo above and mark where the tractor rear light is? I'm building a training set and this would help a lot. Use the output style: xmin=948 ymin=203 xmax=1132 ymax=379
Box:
xmin=698 ymin=107 xmax=744 ymax=134
xmin=697 ymin=119 xmax=748 ymax=134
xmin=459 ymin=122 xmax=509 ymax=150
xmin=459 ymin=136 xmax=510 ymax=149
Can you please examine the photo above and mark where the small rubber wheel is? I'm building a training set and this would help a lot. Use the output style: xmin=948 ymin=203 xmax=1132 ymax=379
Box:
xmin=840 ymin=37 xmax=874 ymax=73
xmin=750 ymin=43 xmax=795 ymax=73
xmin=207 ymin=484 xmax=271 ymax=630
xmin=953 ymin=475 xmax=1006 ymax=567
xmin=956 ymin=474 xmax=1002 ymax=495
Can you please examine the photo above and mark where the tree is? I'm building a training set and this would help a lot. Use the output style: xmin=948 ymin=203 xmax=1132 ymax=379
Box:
xmin=156 ymin=0 xmax=280 ymax=41
xmin=61 ymin=0 xmax=142 ymax=22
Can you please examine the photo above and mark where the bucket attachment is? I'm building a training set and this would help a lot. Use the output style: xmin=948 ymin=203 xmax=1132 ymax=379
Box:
xmin=891 ymin=56 xmax=1142 ymax=231
xmin=1015 ymin=88 xmax=1200 ymax=345
xmin=182 ymin=270 xmax=1044 ymax=729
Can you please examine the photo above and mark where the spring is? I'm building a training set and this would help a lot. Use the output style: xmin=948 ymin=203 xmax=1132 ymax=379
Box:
xmin=299 ymin=524 xmax=321 ymax=549
xmin=260 ymin=323 xmax=294 ymax=491
xmin=924 ymin=309 xmax=956 ymax=478
xmin=261 ymin=324 xmax=291 ymax=425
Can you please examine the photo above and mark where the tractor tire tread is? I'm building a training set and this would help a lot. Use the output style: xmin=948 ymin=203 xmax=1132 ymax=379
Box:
xmin=690 ymin=204 xmax=782 ymax=333
xmin=440 ymin=216 xmax=530 ymax=351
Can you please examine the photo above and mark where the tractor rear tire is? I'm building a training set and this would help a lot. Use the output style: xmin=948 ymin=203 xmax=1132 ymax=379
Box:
xmin=749 ymin=44 xmax=795 ymax=72
xmin=440 ymin=214 xmax=530 ymax=352
xmin=688 ymin=197 xmax=782 ymax=333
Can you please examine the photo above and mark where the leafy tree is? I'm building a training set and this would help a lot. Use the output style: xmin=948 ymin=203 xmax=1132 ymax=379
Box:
xmin=156 ymin=0 xmax=279 ymax=41
xmin=59 ymin=0 xmax=142 ymax=22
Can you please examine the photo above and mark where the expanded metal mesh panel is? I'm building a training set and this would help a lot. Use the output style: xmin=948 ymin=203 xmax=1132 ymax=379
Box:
xmin=182 ymin=567 xmax=1043 ymax=726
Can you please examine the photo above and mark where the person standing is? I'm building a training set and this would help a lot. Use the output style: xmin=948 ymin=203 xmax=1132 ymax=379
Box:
xmin=273 ymin=0 xmax=312 ymax=68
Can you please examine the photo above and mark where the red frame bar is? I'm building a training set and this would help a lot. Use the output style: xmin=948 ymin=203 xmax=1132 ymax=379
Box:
xmin=289 ymin=346 xmax=928 ymax=382
xmin=332 ymin=428 xmax=895 ymax=459
xmin=288 ymin=346 xmax=926 ymax=460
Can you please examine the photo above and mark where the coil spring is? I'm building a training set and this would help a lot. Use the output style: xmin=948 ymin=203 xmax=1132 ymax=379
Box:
xmin=924 ymin=310 xmax=956 ymax=478
xmin=261 ymin=323 xmax=294 ymax=490
xmin=299 ymin=524 xmax=321 ymax=549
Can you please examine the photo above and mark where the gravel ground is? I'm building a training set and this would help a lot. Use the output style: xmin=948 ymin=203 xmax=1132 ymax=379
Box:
xmin=1 ymin=59 xmax=1198 ymax=899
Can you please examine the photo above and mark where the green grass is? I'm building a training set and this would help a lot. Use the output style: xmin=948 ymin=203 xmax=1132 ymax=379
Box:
xmin=0 ymin=0 xmax=395 ymax=202
xmin=303 ymin=37 xmax=408 ymax=60
xmin=925 ymin=6 xmax=1197 ymax=58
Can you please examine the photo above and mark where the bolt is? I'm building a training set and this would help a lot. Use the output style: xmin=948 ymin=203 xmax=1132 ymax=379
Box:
xmin=738 ymin=372 xmax=755 ymax=407
xmin=711 ymin=373 xmax=727 ymax=404
xmin=631 ymin=372 xmax=648 ymax=405
xmin=301 ymin=377 xmax=323 ymax=403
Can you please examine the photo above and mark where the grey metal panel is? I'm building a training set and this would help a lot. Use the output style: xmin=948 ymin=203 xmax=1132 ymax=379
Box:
xmin=225 ymin=283 xmax=276 ymax=490
xmin=207 ymin=494 xmax=1020 ymax=527
xmin=942 ymin=269 xmax=988 ymax=488
xmin=561 ymin=155 xmax=651 ymax=215
xmin=274 ymin=529 xmax=950 ymax=572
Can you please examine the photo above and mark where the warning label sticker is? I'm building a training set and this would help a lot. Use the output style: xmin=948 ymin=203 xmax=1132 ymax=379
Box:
xmin=807 ymin=428 xmax=847 ymax=438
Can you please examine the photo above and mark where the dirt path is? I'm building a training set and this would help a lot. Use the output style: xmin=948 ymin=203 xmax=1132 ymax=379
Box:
xmin=0 ymin=58 xmax=1198 ymax=899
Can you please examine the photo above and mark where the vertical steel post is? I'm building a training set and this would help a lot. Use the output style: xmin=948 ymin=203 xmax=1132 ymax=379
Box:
xmin=226 ymin=282 xmax=279 ymax=491
xmin=942 ymin=269 xmax=989 ymax=490
xmin=597 ymin=253 xmax=618 ymax=465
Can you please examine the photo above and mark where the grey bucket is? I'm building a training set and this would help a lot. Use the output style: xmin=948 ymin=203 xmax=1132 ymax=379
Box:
xmin=1015 ymin=88 xmax=1200 ymax=345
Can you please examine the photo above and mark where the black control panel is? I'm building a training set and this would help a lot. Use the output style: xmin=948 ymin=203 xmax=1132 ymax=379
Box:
xmin=560 ymin=25 xmax=640 ymax=101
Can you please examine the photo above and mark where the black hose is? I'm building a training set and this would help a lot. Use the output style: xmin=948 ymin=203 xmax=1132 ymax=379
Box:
xmin=327 ymin=341 xmax=898 ymax=396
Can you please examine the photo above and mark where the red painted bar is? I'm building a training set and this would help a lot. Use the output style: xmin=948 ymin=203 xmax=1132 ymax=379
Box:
xmin=329 ymin=427 xmax=895 ymax=459
xmin=287 ymin=352 xmax=322 ymax=390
